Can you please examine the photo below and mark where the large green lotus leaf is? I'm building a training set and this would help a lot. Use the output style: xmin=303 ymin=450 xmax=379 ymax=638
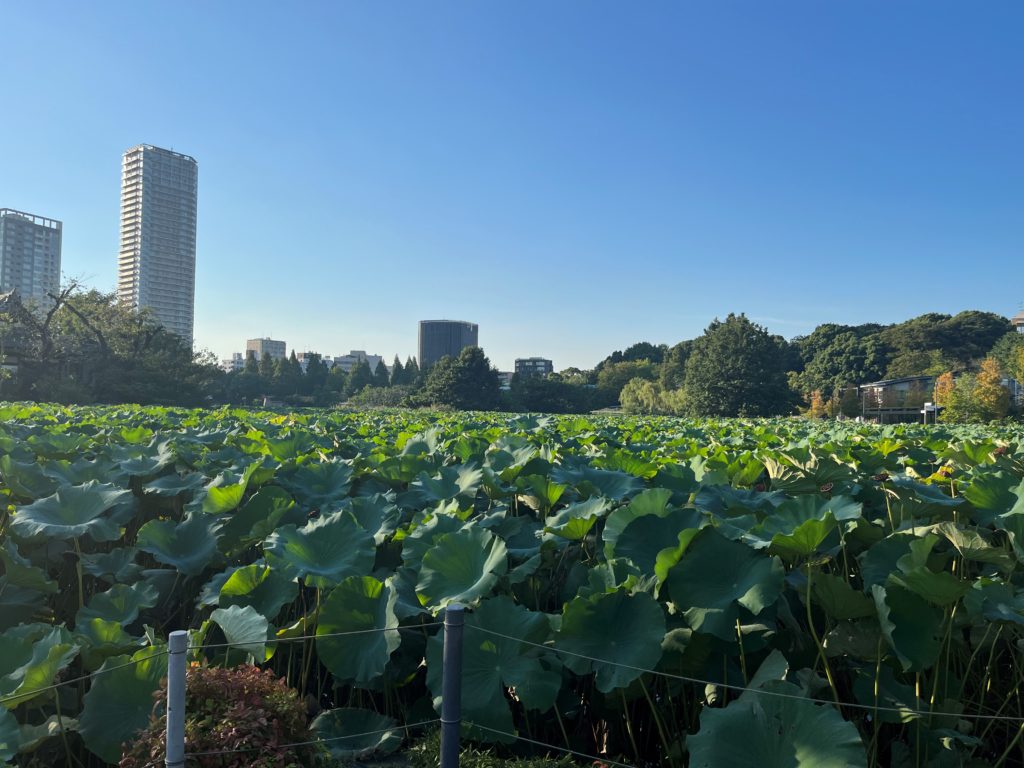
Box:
xmin=281 ymin=460 xmax=354 ymax=507
xmin=136 ymin=513 xmax=221 ymax=576
xmin=887 ymin=568 xmax=967 ymax=607
xmin=400 ymin=509 xmax=465 ymax=565
xmin=555 ymin=589 xmax=665 ymax=692
xmin=416 ymin=528 xmax=508 ymax=609
xmin=113 ymin=439 xmax=176 ymax=477
xmin=317 ymin=576 xmax=399 ymax=683
xmin=200 ymin=461 xmax=260 ymax=514
xmin=602 ymin=488 xmax=673 ymax=558
xmin=410 ymin=464 xmax=483 ymax=504
xmin=41 ymin=457 xmax=124 ymax=487
xmin=311 ymin=708 xmax=402 ymax=759
xmin=962 ymin=471 xmax=1018 ymax=519
xmin=614 ymin=507 xmax=704 ymax=576
xmin=516 ymin=474 xmax=568 ymax=514
xmin=872 ymin=584 xmax=942 ymax=672
xmin=10 ymin=481 xmax=132 ymax=541
xmin=0 ymin=455 xmax=58 ymax=500
xmin=0 ymin=625 xmax=79 ymax=709
xmin=754 ymin=495 xmax=860 ymax=556
xmin=858 ymin=535 xmax=915 ymax=589
xmin=962 ymin=579 xmax=1024 ymax=625
xmin=665 ymin=529 xmax=784 ymax=640
xmin=217 ymin=486 xmax=297 ymax=556
xmin=74 ymin=618 xmax=140 ymax=670
xmin=543 ymin=497 xmax=612 ymax=541
xmin=210 ymin=604 xmax=273 ymax=663
xmin=0 ymin=580 xmax=49 ymax=631
xmin=143 ymin=471 xmax=207 ymax=497
xmin=264 ymin=509 xmax=376 ymax=588
xmin=0 ymin=540 xmax=56 ymax=594
xmin=219 ymin=563 xmax=298 ymax=620
xmin=17 ymin=713 xmax=80 ymax=755
xmin=464 ymin=597 xmax=561 ymax=712
xmin=263 ymin=431 xmax=321 ymax=462
xmin=79 ymin=547 xmax=143 ymax=584
xmin=689 ymin=682 xmax=867 ymax=767
xmin=0 ymin=707 xmax=20 ymax=762
xmin=551 ymin=464 xmax=645 ymax=501
xmin=811 ymin=574 xmax=875 ymax=620
xmin=424 ymin=599 xmax=555 ymax=742
xmin=338 ymin=494 xmax=401 ymax=544
xmin=79 ymin=645 xmax=167 ymax=764
xmin=935 ymin=522 xmax=1014 ymax=570
xmin=76 ymin=582 xmax=160 ymax=628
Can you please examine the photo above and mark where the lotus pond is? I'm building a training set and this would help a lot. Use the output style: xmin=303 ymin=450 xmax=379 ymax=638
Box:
xmin=1 ymin=403 xmax=1024 ymax=767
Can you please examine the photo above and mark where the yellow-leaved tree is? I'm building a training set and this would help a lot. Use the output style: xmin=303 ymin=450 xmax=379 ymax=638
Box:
xmin=974 ymin=358 xmax=1010 ymax=420
xmin=933 ymin=372 xmax=955 ymax=407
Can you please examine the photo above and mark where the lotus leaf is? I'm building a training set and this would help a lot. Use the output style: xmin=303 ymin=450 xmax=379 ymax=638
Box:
xmin=555 ymin=589 xmax=665 ymax=692
xmin=0 ymin=707 xmax=19 ymax=762
xmin=665 ymin=529 xmax=784 ymax=640
xmin=280 ymin=460 xmax=353 ymax=507
xmin=0 ymin=625 xmax=79 ymax=709
xmin=416 ymin=528 xmax=507 ymax=609
xmin=264 ymin=509 xmax=375 ymax=588
xmin=316 ymin=576 xmax=399 ymax=683
xmin=75 ymin=582 xmax=159 ymax=627
xmin=10 ymin=482 xmax=132 ymax=542
xmin=311 ymin=708 xmax=402 ymax=759
xmin=210 ymin=604 xmax=273 ymax=662
xmin=0 ymin=541 xmax=56 ymax=594
xmin=136 ymin=512 xmax=221 ymax=576
xmin=543 ymin=497 xmax=612 ymax=541
xmin=219 ymin=563 xmax=298 ymax=620
xmin=78 ymin=645 xmax=167 ymax=763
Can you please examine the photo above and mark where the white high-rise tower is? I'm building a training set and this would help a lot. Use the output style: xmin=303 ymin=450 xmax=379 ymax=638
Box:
xmin=117 ymin=144 xmax=198 ymax=342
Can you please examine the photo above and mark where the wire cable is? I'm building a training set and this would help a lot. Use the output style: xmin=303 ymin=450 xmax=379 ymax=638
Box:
xmin=466 ymin=624 xmax=1024 ymax=724
xmin=466 ymin=722 xmax=638 ymax=768
xmin=0 ymin=648 xmax=170 ymax=707
xmin=188 ymin=621 xmax=442 ymax=651
xmin=183 ymin=718 xmax=441 ymax=757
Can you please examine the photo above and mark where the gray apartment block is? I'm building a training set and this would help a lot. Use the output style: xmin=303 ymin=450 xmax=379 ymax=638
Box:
xmin=0 ymin=209 xmax=62 ymax=305
xmin=418 ymin=320 xmax=479 ymax=368
xmin=117 ymin=145 xmax=198 ymax=342
xmin=515 ymin=357 xmax=554 ymax=378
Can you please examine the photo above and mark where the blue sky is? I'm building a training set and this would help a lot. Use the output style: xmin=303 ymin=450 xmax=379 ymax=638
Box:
xmin=2 ymin=2 xmax=1020 ymax=370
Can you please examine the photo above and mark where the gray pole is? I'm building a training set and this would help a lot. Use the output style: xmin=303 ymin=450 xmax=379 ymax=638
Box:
xmin=440 ymin=604 xmax=464 ymax=768
xmin=166 ymin=630 xmax=187 ymax=768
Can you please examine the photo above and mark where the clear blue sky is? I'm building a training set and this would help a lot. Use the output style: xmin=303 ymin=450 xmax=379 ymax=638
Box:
xmin=2 ymin=2 xmax=1021 ymax=370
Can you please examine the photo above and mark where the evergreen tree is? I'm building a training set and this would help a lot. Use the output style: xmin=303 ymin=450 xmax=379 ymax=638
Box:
xmin=259 ymin=352 xmax=275 ymax=379
xmin=405 ymin=356 xmax=421 ymax=385
xmin=390 ymin=356 xmax=405 ymax=386
xmin=305 ymin=354 xmax=329 ymax=393
xmin=345 ymin=360 xmax=373 ymax=397
xmin=243 ymin=351 xmax=259 ymax=375
xmin=683 ymin=313 xmax=796 ymax=416
xmin=372 ymin=359 xmax=390 ymax=387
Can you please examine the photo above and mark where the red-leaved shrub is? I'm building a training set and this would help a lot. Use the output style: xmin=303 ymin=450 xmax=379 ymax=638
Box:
xmin=120 ymin=665 xmax=318 ymax=768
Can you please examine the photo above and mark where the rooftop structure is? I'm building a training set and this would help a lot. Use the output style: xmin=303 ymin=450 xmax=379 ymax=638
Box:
xmin=1012 ymin=310 xmax=1024 ymax=333
xmin=515 ymin=357 xmax=554 ymax=379
xmin=333 ymin=350 xmax=383 ymax=374
xmin=0 ymin=209 xmax=62 ymax=305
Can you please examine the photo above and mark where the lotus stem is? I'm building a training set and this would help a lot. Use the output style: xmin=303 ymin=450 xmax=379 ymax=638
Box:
xmin=640 ymin=677 xmax=674 ymax=767
xmin=804 ymin=566 xmax=841 ymax=708
xmin=994 ymin=722 xmax=1024 ymax=768
xmin=735 ymin=618 xmax=748 ymax=685
xmin=72 ymin=537 xmax=85 ymax=613
xmin=619 ymin=689 xmax=640 ymax=764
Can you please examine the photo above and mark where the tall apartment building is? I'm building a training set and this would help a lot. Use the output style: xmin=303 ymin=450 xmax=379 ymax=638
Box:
xmin=246 ymin=337 xmax=287 ymax=361
xmin=0 ymin=209 xmax=62 ymax=305
xmin=515 ymin=357 xmax=554 ymax=379
xmin=117 ymin=145 xmax=198 ymax=341
xmin=418 ymin=320 xmax=479 ymax=368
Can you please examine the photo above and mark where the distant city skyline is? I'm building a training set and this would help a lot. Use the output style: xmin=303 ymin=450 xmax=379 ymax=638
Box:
xmin=1 ymin=3 xmax=1020 ymax=370
xmin=0 ymin=209 xmax=62 ymax=304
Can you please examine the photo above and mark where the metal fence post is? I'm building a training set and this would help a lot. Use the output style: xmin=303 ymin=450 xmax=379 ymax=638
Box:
xmin=440 ymin=603 xmax=464 ymax=768
xmin=166 ymin=630 xmax=187 ymax=768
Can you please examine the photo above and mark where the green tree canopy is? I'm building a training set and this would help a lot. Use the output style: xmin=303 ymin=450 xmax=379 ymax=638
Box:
xmin=683 ymin=313 xmax=796 ymax=416
xmin=418 ymin=347 xmax=501 ymax=410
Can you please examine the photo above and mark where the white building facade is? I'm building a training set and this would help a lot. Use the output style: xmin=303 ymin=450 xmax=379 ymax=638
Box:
xmin=117 ymin=145 xmax=198 ymax=342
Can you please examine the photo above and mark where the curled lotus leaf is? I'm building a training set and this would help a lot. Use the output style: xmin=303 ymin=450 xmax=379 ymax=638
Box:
xmin=311 ymin=708 xmax=402 ymax=759
xmin=218 ymin=563 xmax=298 ymax=620
xmin=0 ymin=624 xmax=79 ymax=710
xmin=75 ymin=581 xmax=160 ymax=628
xmin=416 ymin=527 xmax=507 ymax=609
xmin=316 ymin=576 xmax=400 ymax=683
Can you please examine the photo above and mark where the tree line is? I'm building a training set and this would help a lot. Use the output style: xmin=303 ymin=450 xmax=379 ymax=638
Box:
xmin=1 ymin=284 xmax=1020 ymax=420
